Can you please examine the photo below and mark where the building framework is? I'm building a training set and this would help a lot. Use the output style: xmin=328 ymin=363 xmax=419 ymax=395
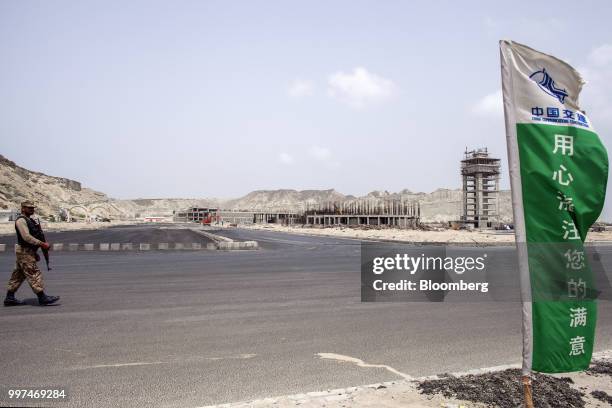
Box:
xmin=174 ymin=208 xmax=301 ymax=225
xmin=218 ymin=210 xmax=256 ymax=225
xmin=174 ymin=207 xmax=218 ymax=223
xmin=305 ymin=200 xmax=419 ymax=228
xmin=174 ymin=200 xmax=420 ymax=228
xmin=253 ymin=212 xmax=301 ymax=225
xmin=306 ymin=214 xmax=418 ymax=228
xmin=460 ymin=148 xmax=500 ymax=228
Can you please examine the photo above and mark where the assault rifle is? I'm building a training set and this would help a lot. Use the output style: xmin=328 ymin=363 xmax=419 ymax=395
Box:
xmin=35 ymin=218 xmax=51 ymax=271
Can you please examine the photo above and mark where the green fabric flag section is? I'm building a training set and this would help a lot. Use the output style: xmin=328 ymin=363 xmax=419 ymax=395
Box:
xmin=517 ymin=123 xmax=608 ymax=372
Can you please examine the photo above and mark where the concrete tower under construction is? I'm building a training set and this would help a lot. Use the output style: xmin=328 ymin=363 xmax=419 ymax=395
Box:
xmin=461 ymin=148 xmax=500 ymax=228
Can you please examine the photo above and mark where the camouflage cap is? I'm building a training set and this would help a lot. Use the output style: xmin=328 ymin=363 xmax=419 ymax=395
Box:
xmin=21 ymin=201 xmax=36 ymax=208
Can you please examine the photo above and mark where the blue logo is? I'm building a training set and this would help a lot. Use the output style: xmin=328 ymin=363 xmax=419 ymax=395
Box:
xmin=529 ymin=68 xmax=568 ymax=104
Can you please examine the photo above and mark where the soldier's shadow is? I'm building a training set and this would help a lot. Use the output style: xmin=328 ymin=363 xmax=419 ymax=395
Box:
xmin=22 ymin=298 xmax=61 ymax=306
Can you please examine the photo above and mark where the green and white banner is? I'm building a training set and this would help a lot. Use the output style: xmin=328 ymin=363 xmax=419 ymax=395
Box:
xmin=500 ymin=40 xmax=608 ymax=374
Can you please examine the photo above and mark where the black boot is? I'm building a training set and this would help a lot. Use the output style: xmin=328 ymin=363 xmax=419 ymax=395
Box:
xmin=4 ymin=291 xmax=25 ymax=306
xmin=37 ymin=291 xmax=60 ymax=306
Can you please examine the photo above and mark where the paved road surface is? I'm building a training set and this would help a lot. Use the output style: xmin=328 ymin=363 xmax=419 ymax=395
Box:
xmin=0 ymin=224 xmax=214 ymax=247
xmin=0 ymin=226 xmax=611 ymax=407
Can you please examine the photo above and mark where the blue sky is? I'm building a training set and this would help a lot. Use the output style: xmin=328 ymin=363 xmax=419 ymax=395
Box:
xmin=1 ymin=1 xmax=612 ymax=215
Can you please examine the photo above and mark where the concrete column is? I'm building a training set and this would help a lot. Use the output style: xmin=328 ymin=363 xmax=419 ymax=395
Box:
xmin=476 ymin=173 xmax=482 ymax=228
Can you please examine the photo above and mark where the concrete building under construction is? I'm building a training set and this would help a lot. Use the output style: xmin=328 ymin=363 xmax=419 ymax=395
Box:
xmin=305 ymin=199 xmax=420 ymax=228
xmin=174 ymin=208 xmax=301 ymax=225
xmin=174 ymin=207 xmax=218 ymax=223
xmin=461 ymin=148 xmax=500 ymax=228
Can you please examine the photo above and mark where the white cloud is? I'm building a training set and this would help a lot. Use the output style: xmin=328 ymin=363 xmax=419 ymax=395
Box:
xmin=472 ymin=90 xmax=503 ymax=116
xmin=309 ymin=146 xmax=332 ymax=161
xmin=279 ymin=152 xmax=294 ymax=165
xmin=288 ymin=79 xmax=314 ymax=98
xmin=327 ymin=67 xmax=396 ymax=109
xmin=588 ymin=44 xmax=612 ymax=67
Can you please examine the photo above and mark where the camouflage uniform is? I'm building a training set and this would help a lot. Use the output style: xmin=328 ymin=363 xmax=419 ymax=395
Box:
xmin=6 ymin=214 xmax=45 ymax=294
xmin=7 ymin=246 xmax=44 ymax=294
xmin=4 ymin=201 xmax=59 ymax=307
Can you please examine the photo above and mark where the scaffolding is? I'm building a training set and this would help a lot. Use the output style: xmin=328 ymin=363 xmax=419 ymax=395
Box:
xmin=461 ymin=148 xmax=500 ymax=229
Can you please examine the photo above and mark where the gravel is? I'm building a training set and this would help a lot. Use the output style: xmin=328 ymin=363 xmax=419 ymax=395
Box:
xmin=590 ymin=390 xmax=612 ymax=404
xmin=418 ymin=369 xmax=585 ymax=408
xmin=587 ymin=360 xmax=612 ymax=377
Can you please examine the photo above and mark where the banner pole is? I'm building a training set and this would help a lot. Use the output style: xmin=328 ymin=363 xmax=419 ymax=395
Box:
xmin=522 ymin=375 xmax=534 ymax=408
xmin=500 ymin=38 xmax=534 ymax=380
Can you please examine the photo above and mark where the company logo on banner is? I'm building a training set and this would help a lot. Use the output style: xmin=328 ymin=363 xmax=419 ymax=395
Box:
xmin=529 ymin=68 xmax=569 ymax=104
xmin=527 ymin=67 xmax=590 ymax=129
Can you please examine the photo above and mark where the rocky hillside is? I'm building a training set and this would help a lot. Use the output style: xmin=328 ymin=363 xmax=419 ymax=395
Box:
xmin=0 ymin=155 xmax=108 ymax=217
xmin=224 ymin=189 xmax=346 ymax=212
xmin=0 ymin=154 xmax=512 ymax=222
xmin=113 ymin=198 xmax=223 ymax=218
xmin=0 ymin=154 xmax=223 ymax=219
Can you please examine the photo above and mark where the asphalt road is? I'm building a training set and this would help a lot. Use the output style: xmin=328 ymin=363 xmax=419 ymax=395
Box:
xmin=0 ymin=224 xmax=214 ymax=247
xmin=0 ymin=226 xmax=611 ymax=407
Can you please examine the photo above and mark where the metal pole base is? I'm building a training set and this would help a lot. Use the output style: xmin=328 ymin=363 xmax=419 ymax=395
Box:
xmin=522 ymin=375 xmax=534 ymax=408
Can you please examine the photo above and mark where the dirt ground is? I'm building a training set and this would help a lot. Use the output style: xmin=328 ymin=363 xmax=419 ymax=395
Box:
xmin=243 ymin=223 xmax=612 ymax=245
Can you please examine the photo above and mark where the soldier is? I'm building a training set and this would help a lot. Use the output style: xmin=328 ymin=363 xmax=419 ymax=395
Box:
xmin=4 ymin=201 xmax=60 ymax=306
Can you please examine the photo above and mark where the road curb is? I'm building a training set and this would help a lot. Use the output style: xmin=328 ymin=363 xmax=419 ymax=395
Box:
xmin=217 ymin=241 xmax=259 ymax=250
xmin=191 ymin=228 xmax=234 ymax=243
xmin=190 ymin=228 xmax=259 ymax=250
xmin=0 ymin=241 xmax=259 ymax=252
xmin=0 ymin=242 xmax=222 ymax=252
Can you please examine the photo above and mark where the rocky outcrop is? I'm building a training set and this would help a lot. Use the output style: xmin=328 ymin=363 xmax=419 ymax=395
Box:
xmin=223 ymin=189 xmax=346 ymax=212
xmin=0 ymin=154 xmax=106 ymax=216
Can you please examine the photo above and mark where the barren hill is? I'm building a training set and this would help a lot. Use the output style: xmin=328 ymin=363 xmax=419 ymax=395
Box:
xmin=224 ymin=189 xmax=346 ymax=212
xmin=0 ymin=155 xmax=222 ymax=219
xmin=0 ymin=155 xmax=108 ymax=217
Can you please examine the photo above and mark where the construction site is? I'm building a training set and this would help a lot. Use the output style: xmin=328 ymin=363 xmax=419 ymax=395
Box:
xmin=168 ymin=148 xmax=502 ymax=230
